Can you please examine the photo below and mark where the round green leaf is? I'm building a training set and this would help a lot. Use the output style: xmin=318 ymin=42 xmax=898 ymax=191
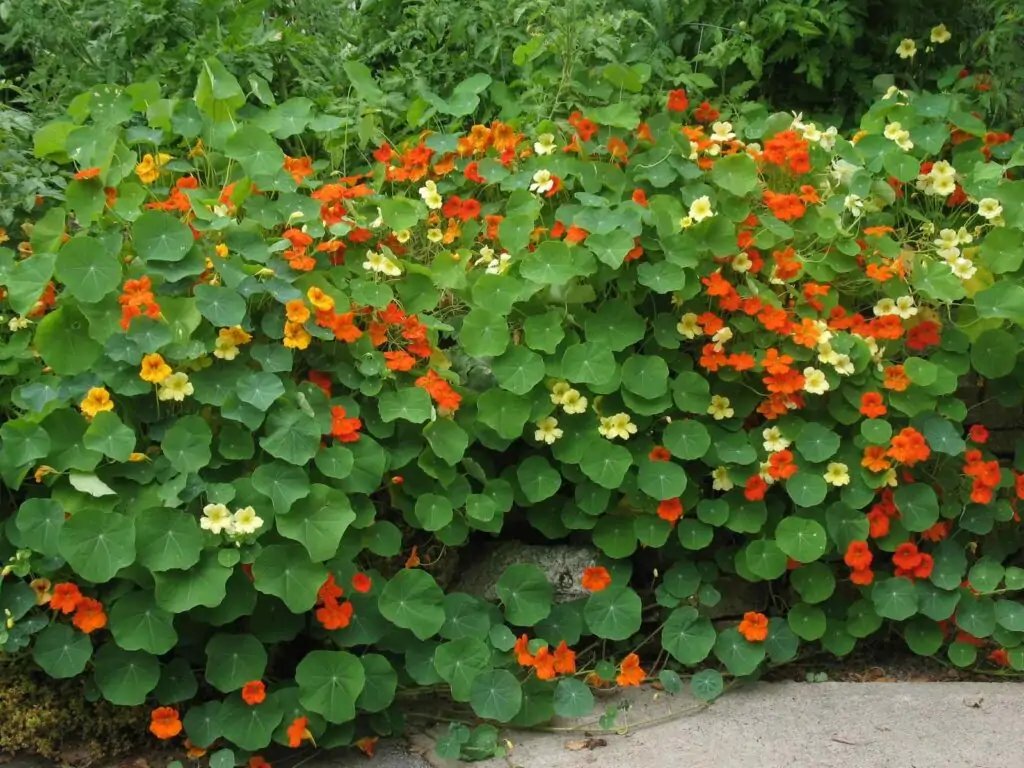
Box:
xmin=904 ymin=617 xmax=943 ymax=656
xmin=492 ymin=347 xmax=545 ymax=395
xmin=183 ymin=701 xmax=223 ymax=748
xmin=496 ymin=564 xmax=552 ymax=626
xmin=745 ymin=540 xmax=788 ymax=580
xmin=517 ymin=456 xmax=562 ymax=503
xmin=786 ymin=472 xmax=828 ymax=508
xmin=662 ymin=420 xmax=710 ymax=460
xmin=894 ymin=485 xmax=940 ymax=532
xmin=459 ymin=309 xmax=510 ymax=357
xmin=15 ymin=498 xmax=65 ymax=557
xmin=579 ymin=440 xmax=633 ymax=489
xmin=424 ymin=419 xmax=469 ymax=466
xmin=774 ymin=517 xmax=827 ymax=563
xmin=194 ymin=284 xmax=247 ymax=327
xmin=788 ymin=602 xmax=827 ymax=640
xmin=224 ymin=125 xmax=286 ymax=178
xmin=690 ymin=669 xmax=724 ymax=701
xmin=561 ymin=342 xmax=616 ymax=385
xmin=795 ymin=423 xmax=840 ymax=462
xmin=553 ymin=678 xmax=594 ymax=717
xmin=662 ymin=607 xmax=716 ymax=664
xmin=621 ymin=355 xmax=669 ymax=399
xmin=58 ymin=509 xmax=135 ymax=583
xmin=314 ymin=446 xmax=354 ymax=479
xmin=136 ymin=508 xmax=203 ymax=572
xmin=970 ymin=329 xmax=1018 ymax=379
xmin=133 ymin=210 xmax=193 ymax=262
xmin=872 ymin=577 xmax=919 ymax=620
xmin=357 ymin=653 xmax=398 ymax=712
xmin=296 ymin=650 xmax=366 ymax=723
xmin=220 ymin=695 xmax=283 ymax=751
xmin=32 ymin=623 xmax=93 ymax=678
xmin=860 ymin=419 xmax=892 ymax=443
xmin=92 ymin=643 xmax=160 ymax=705
xmin=414 ymin=493 xmax=455 ymax=531
xmin=162 ymin=415 xmax=213 ymax=475
xmin=713 ymin=627 xmax=766 ymax=676
xmin=276 ymin=484 xmax=355 ymax=561
xmin=637 ymin=459 xmax=687 ymax=501
xmin=252 ymin=462 xmax=310 ymax=514
xmin=55 ymin=236 xmax=121 ymax=303
xmin=83 ymin=411 xmax=135 ymax=462
xmin=155 ymin=657 xmax=198 ymax=704
xmin=33 ymin=307 xmax=102 ymax=375
xmin=476 ymin=389 xmax=531 ymax=439
xmin=955 ymin=596 xmax=995 ymax=638
xmin=109 ymin=591 xmax=178 ymax=654
xmin=791 ymin=562 xmax=835 ymax=604
xmin=469 ymin=670 xmax=522 ymax=723
xmin=379 ymin=386 xmax=433 ymax=423
xmin=237 ymin=371 xmax=285 ymax=412
xmin=205 ymin=633 xmax=268 ymax=692
xmin=994 ymin=600 xmax=1024 ymax=632
xmin=584 ymin=586 xmax=642 ymax=640
xmin=154 ymin=550 xmax=231 ymax=612
xmin=252 ymin=543 xmax=327 ymax=613
xmin=378 ymin=569 xmax=445 ymax=640
xmin=434 ymin=638 xmax=491 ymax=702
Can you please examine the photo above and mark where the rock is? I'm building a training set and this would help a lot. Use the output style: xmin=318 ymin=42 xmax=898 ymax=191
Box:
xmin=453 ymin=541 xmax=600 ymax=603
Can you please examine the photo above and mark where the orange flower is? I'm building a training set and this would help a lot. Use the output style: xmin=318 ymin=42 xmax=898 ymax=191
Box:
xmin=532 ymin=646 xmax=557 ymax=680
xmin=287 ymin=716 xmax=313 ymax=748
xmin=316 ymin=599 xmax=353 ymax=630
xmin=737 ymin=611 xmax=769 ymax=642
xmin=582 ymin=566 xmax=612 ymax=593
xmin=50 ymin=583 xmax=83 ymax=614
xmin=330 ymin=406 xmax=363 ymax=443
xmin=892 ymin=542 xmax=923 ymax=571
xmin=667 ymin=89 xmax=689 ymax=112
xmin=887 ymin=427 xmax=930 ymax=466
xmin=744 ymin=476 xmax=769 ymax=501
xmin=866 ymin=509 xmax=890 ymax=539
xmin=186 ymin=740 xmax=208 ymax=759
xmin=844 ymin=541 xmax=873 ymax=571
xmin=355 ymin=737 xmax=378 ymax=757
xmin=850 ymin=568 xmax=875 ymax=586
xmin=860 ymin=392 xmax=887 ymax=418
xmin=553 ymin=641 xmax=576 ymax=675
xmin=883 ymin=365 xmax=910 ymax=392
xmin=74 ymin=167 xmax=101 ymax=180
xmin=767 ymin=450 xmax=798 ymax=480
xmin=415 ymin=369 xmax=462 ymax=412
xmin=655 ymin=497 xmax=683 ymax=524
xmin=285 ymin=299 xmax=310 ymax=324
xmin=384 ymin=350 xmax=417 ymax=372
xmin=283 ymin=155 xmax=314 ymax=184
xmin=248 ymin=757 xmax=271 ymax=768
xmin=72 ymin=598 xmax=107 ymax=634
xmin=405 ymin=545 xmax=421 ymax=568
xmin=616 ymin=653 xmax=646 ymax=687
xmin=149 ymin=707 xmax=183 ymax=740
xmin=649 ymin=446 xmax=671 ymax=462
xmin=921 ymin=521 xmax=951 ymax=542
xmin=763 ymin=190 xmax=806 ymax=221
xmin=242 ymin=680 xmax=267 ymax=705
xmin=352 ymin=573 xmax=373 ymax=593
xmin=514 ymin=634 xmax=535 ymax=666
xmin=861 ymin=446 xmax=892 ymax=473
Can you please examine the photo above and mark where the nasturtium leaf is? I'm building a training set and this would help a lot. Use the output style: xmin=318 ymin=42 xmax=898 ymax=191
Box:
xmin=357 ymin=653 xmax=398 ymax=712
xmin=894 ymin=484 xmax=940 ymax=532
xmin=745 ymin=540 xmax=789 ymax=579
xmin=690 ymin=669 xmax=725 ymax=701
xmin=497 ymin=564 xmax=552 ymax=626
xmin=414 ymin=493 xmax=455 ymax=531
xmin=253 ymin=543 xmax=326 ymax=613
xmin=795 ymin=423 xmax=840 ymax=462
xmin=155 ymin=657 xmax=199 ymax=705
xmin=32 ymin=624 xmax=92 ymax=678
xmin=459 ymin=309 xmax=510 ymax=357
xmin=523 ymin=311 xmax=565 ymax=353
xmin=219 ymin=696 xmax=283 ymax=751
xmin=277 ymin=485 xmax=355 ymax=561
xmin=947 ymin=641 xmax=977 ymax=667
xmin=33 ymin=307 xmax=102 ymax=374
xmin=904 ymin=617 xmax=944 ymax=656
xmin=136 ymin=508 xmax=203 ymax=572
xmin=955 ymin=596 xmax=995 ymax=638
xmin=592 ymin=515 xmax=638 ymax=558
xmin=224 ymin=125 xmax=287 ymax=178
xmin=711 ymin=153 xmax=759 ymax=196
xmin=183 ymin=701 xmax=224 ymax=748
xmin=434 ymin=638 xmax=491 ymax=702
xmin=492 ymin=347 xmax=545 ymax=394
xmin=671 ymin=372 xmax=711 ymax=413
xmin=83 ymin=411 xmax=135 ymax=461
xmin=585 ymin=300 xmax=645 ymax=351
xmin=916 ymin=581 xmax=960 ymax=621
xmin=476 ymin=389 xmax=531 ymax=439
xmin=93 ymin=643 xmax=160 ymax=705
xmin=786 ymin=472 xmax=828 ymax=508
xmin=788 ymin=602 xmax=827 ymax=640
xmin=205 ymin=633 xmax=269 ymax=693
xmin=872 ymin=577 xmax=919 ymax=620
xmin=930 ymin=540 xmax=967 ymax=590
xmin=586 ymin=229 xmax=635 ymax=268
xmin=517 ymin=456 xmax=562 ymax=503
xmin=561 ymin=343 xmax=616 ymax=385
xmin=994 ymin=601 xmax=1024 ymax=632
xmin=636 ymin=459 xmax=687 ymax=500
xmin=469 ymin=670 xmax=522 ymax=723
xmin=969 ymin=557 xmax=1005 ymax=593
xmin=15 ymin=498 xmax=64 ymax=557
xmin=259 ymin=407 xmax=320 ymax=465
xmin=424 ymin=419 xmax=469 ymax=465
xmin=162 ymin=415 xmax=213 ymax=475
xmin=919 ymin=417 xmax=965 ymax=456
xmin=791 ymin=562 xmax=835 ymax=604
xmin=579 ymin=440 xmax=633 ymax=489
xmin=662 ymin=607 xmax=716 ymax=664
xmin=553 ymin=678 xmax=594 ymax=717
xmin=133 ymin=211 xmax=193 ymax=262
xmin=764 ymin=618 xmax=799 ymax=663
xmin=58 ymin=509 xmax=135 ymax=583
xmin=662 ymin=420 xmax=710 ymax=459
xmin=860 ymin=419 xmax=892 ymax=443
xmin=584 ymin=586 xmax=642 ymax=640
xmin=621 ymin=355 xmax=669 ymax=398
xmin=378 ymin=569 xmax=445 ymax=640
xmin=237 ymin=371 xmax=285 ymax=412
xmin=56 ymin=236 xmax=121 ymax=303
xmin=252 ymin=462 xmax=310 ymax=514
xmin=109 ymin=591 xmax=178 ymax=655
xmin=825 ymin=503 xmax=869 ymax=552
xmin=519 ymin=240 xmax=581 ymax=284
xmin=154 ymin=551 xmax=231 ymax=612
xmin=713 ymin=627 xmax=766 ymax=676
xmin=314 ymin=446 xmax=354 ymax=479
xmin=194 ymin=284 xmax=247 ymax=327
xmin=1 ymin=420 xmax=50 ymax=468
xmin=774 ymin=517 xmax=827 ymax=563
xmin=970 ymin=329 xmax=1018 ymax=378
xmin=378 ymin=386 xmax=433 ymax=423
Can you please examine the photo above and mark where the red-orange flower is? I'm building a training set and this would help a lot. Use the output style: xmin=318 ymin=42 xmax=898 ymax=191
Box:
xmin=316 ymin=599 xmax=353 ymax=630
xmin=149 ymin=707 xmax=182 ymax=740
xmin=892 ymin=542 xmax=923 ymax=571
xmin=352 ymin=573 xmax=373 ymax=593
xmin=616 ymin=653 xmax=646 ymax=686
xmin=242 ymin=680 xmax=267 ymax=705
xmin=287 ymin=716 xmax=312 ymax=748
xmin=737 ymin=611 xmax=769 ymax=642
xmin=667 ymin=89 xmax=689 ymax=112
xmin=355 ymin=737 xmax=378 ymax=757
xmin=850 ymin=568 xmax=875 ymax=586
xmin=844 ymin=541 xmax=872 ymax=571
xmin=582 ymin=566 xmax=612 ymax=592
xmin=861 ymin=446 xmax=892 ymax=473
xmin=649 ymin=446 xmax=671 ymax=462
xmin=330 ymin=405 xmax=363 ymax=443
xmin=74 ymin=167 xmax=101 ymax=180
xmin=553 ymin=641 xmax=576 ymax=675
xmin=883 ymin=365 xmax=910 ymax=392
xmin=860 ymin=392 xmax=887 ymax=418
xmin=248 ymin=757 xmax=271 ymax=768
xmin=50 ymin=583 xmax=83 ymax=614
xmin=657 ymin=498 xmax=684 ymax=524
xmin=72 ymin=598 xmax=107 ymax=633
xmin=887 ymin=427 xmax=930 ymax=466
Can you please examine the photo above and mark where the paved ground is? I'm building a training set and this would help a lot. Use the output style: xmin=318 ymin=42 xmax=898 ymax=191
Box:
xmin=309 ymin=681 xmax=1022 ymax=768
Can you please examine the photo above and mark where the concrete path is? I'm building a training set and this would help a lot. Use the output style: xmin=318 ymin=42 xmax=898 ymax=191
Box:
xmin=312 ymin=681 xmax=1022 ymax=768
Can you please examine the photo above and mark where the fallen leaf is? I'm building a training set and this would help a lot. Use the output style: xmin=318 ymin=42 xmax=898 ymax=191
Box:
xmin=565 ymin=738 xmax=607 ymax=751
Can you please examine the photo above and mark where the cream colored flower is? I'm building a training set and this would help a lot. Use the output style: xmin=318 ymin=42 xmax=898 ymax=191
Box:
xmin=896 ymin=38 xmax=917 ymax=59
xmin=598 ymin=412 xmax=637 ymax=440
xmin=803 ymin=367 xmax=830 ymax=395
xmin=157 ymin=372 xmax=194 ymax=402
xmin=534 ymin=133 xmax=557 ymax=155
xmin=550 ymin=381 xmax=571 ymax=404
xmin=677 ymin=313 xmax=702 ymax=339
xmin=844 ymin=194 xmax=865 ymax=216
xmin=712 ymin=327 xmax=733 ymax=351
xmin=530 ymin=169 xmax=555 ymax=194
xmin=395 ymin=229 xmax=412 ymax=244
xmin=201 ymin=503 xmax=235 ymax=535
xmin=711 ymin=467 xmax=734 ymax=491
xmin=873 ymin=298 xmax=897 ymax=317
xmin=534 ymin=417 xmax=564 ymax=445
xmin=894 ymin=295 xmax=918 ymax=319
xmin=560 ymin=389 xmax=588 ymax=415
xmin=418 ymin=180 xmax=443 ymax=209
xmin=213 ymin=335 xmax=240 ymax=360
xmin=710 ymin=122 xmax=736 ymax=142
xmin=363 ymin=250 xmax=402 ymax=276
xmin=689 ymin=196 xmax=714 ymax=223
xmin=762 ymin=426 xmax=790 ymax=453
xmin=232 ymin=506 xmax=264 ymax=535
xmin=707 ymin=395 xmax=734 ymax=421
xmin=833 ymin=354 xmax=855 ymax=376
xmin=823 ymin=462 xmax=851 ymax=487
xmin=950 ymin=257 xmax=977 ymax=280
xmin=732 ymin=252 xmax=753 ymax=273
xmin=426 ymin=228 xmax=444 ymax=243
xmin=883 ymin=122 xmax=904 ymax=141
xmin=930 ymin=24 xmax=951 ymax=44
xmin=977 ymin=198 xmax=1003 ymax=220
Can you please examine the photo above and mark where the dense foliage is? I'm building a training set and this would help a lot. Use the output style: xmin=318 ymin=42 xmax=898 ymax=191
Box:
xmin=2 ymin=6 xmax=1024 ymax=766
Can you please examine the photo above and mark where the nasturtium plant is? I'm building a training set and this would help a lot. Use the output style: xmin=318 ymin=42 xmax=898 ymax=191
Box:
xmin=1 ymin=47 xmax=1024 ymax=761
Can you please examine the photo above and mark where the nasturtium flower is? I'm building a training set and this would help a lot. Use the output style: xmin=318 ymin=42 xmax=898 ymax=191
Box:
xmin=676 ymin=312 xmax=702 ymax=339
xmin=242 ymin=681 xmax=266 ymax=706
xmin=893 ymin=296 xmax=917 ymax=319
xmin=762 ymin=426 xmax=790 ymax=452
xmin=426 ymin=228 xmax=444 ymax=243
xmin=550 ymin=381 xmax=571 ymax=404
xmin=977 ymin=198 xmax=1003 ymax=220
xmin=80 ymin=387 xmax=114 ymax=418
xmin=710 ymin=121 xmax=735 ymax=142
xmin=707 ymin=395 xmax=734 ymax=421
xmin=533 ymin=133 xmax=557 ymax=155
xmin=283 ymin=321 xmax=311 ymax=350
xmin=287 ymin=716 xmax=312 ymax=748
xmin=418 ymin=180 xmax=443 ymax=209
xmin=738 ymin=611 xmax=769 ymax=642
xmin=823 ymin=462 xmax=851 ymax=486
xmin=560 ymin=389 xmax=588 ymax=415
xmin=215 ymin=243 xmax=229 ymax=258
xmin=732 ymin=252 xmax=753 ymax=273
xmin=8 ymin=316 xmax=31 ymax=331
xmin=135 ymin=152 xmax=173 ymax=184
xmin=895 ymin=38 xmax=917 ymax=59
xmin=157 ymin=372 xmax=194 ymax=402
xmin=688 ymin=195 xmax=714 ymax=222
xmin=529 ymin=169 xmax=555 ymax=194
xmin=844 ymin=541 xmax=873 ymax=571
xmin=363 ymin=250 xmax=402 ymax=276
xmin=598 ymin=412 xmax=637 ymax=440
xmin=833 ymin=355 xmax=854 ymax=376
xmin=582 ymin=566 xmax=612 ymax=592
xmin=149 ymin=707 xmax=183 ymax=740
xmin=843 ymin=194 xmax=865 ymax=217
xmin=534 ymin=417 xmax=564 ymax=445
xmin=616 ymin=653 xmax=646 ymax=687
xmin=930 ymin=23 xmax=951 ymax=43
xmin=802 ymin=367 xmax=829 ymax=395
xmin=139 ymin=353 xmax=172 ymax=384
xmin=232 ymin=506 xmax=264 ymax=535
xmin=950 ymin=257 xmax=977 ymax=280
xmin=711 ymin=466 xmax=734 ymax=491
xmin=201 ymin=503 xmax=235 ymax=535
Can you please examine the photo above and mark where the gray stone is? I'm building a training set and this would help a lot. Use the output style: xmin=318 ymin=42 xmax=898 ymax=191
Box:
xmin=452 ymin=541 xmax=600 ymax=602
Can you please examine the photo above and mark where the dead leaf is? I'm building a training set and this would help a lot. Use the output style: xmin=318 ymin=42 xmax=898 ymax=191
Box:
xmin=565 ymin=738 xmax=607 ymax=751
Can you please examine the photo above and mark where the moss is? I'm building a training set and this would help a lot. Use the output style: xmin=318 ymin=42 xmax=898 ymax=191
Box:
xmin=0 ymin=661 xmax=149 ymax=762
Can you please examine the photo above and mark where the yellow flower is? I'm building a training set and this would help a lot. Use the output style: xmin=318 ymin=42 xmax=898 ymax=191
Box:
xmin=140 ymin=353 xmax=172 ymax=383
xmin=29 ymin=578 xmax=52 ymax=606
xmin=598 ymin=412 xmax=637 ymax=441
xmin=135 ymin=152 xmax=173 ymax=184
xmin=534 ymin=417 xmax=563 ymax=445
xmin=215 ymin=243 xmax=229 ymax=258
xmin=283 ymin=321 xmax=311 ymax=350
xmin=0 ymin=228 xmax=8 ymax=245
xmin=802 ymin=367 xmax=830 ymax=395
xmin=707 ymin=395 xmax=734 ymax=421
xmin=188 ymin=139 xmax=205 ymax=158
xmin=930 ymin=24 xmax=951 ymax=44
xmin=560 ymin=389 xmax=588 ymax=415
xmin=550 ymin=381 xmax=571 ymax=405
xmin=129 ymin=452 xmax=148 ymax=462
xmin=222 ymin=326 xmax=252 ymax=346
xmin=823 ymin=462 xmax=851 ymax=487
xmin=307 ymin=286 xmax=335 ymax=312
xmin=157 ymin=372 xmax=194 ymax=402
xmin=676 ymin=313 xmax=702 ymax=339
xmin=33 ymin=465 xmax=56 ymax=483
xmin=80 ymin=387 xmax=114 ymax=418
xmin=895 ymin=38 xmax=917 ymax=59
